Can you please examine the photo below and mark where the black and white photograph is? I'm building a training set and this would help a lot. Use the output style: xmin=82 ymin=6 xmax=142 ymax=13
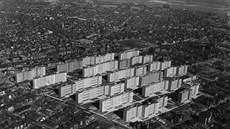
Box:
xmin=0 ymin=0 xmax=230 ymax=129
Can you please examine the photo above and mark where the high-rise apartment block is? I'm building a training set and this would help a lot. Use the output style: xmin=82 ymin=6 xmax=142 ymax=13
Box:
xmin=24 ymin=49 xmax=199 ymax=124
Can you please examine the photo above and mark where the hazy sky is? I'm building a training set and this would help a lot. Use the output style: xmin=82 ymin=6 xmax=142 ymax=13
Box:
xmin=99 ymin=0 xmax=230 ymax=7
xmin=98 ymin=0 xmax=229 ymax=13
